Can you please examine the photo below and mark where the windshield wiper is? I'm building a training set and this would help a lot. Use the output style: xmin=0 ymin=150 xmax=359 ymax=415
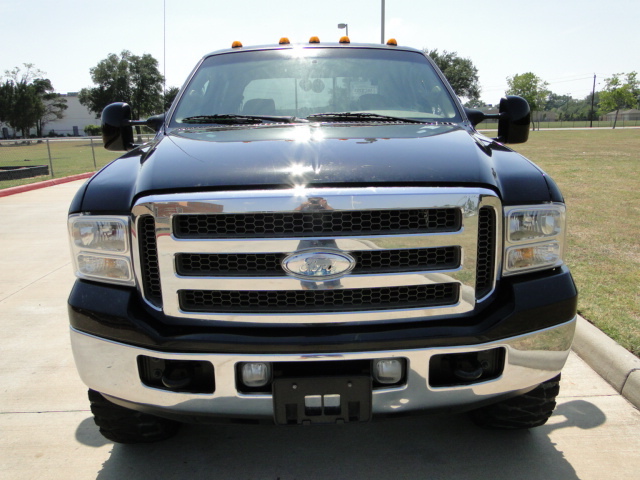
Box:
xmin=181 ymin=114 xmax=303 ymax=125
xmin=306 ymin=112 xmax=427 ymax=124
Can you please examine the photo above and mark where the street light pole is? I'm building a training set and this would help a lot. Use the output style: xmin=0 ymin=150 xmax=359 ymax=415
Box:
xmin=381 ymin=0 xmax=385 ymax=43
xmin=589 ymin=74 xmax=596 ymax=128
xmin=338 ymin=23 xmax=348 ymax=37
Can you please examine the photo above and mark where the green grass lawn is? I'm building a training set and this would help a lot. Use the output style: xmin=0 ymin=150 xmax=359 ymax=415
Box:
xmin=0 ymin=137 xmax=161 ymax=189
xmin=2 ymin=130 xmax=639 ymax=355
xmin=0 ymin=138 xmax=121 ymax=189
xmin=512 ymin=129 xmax=640 ymax=355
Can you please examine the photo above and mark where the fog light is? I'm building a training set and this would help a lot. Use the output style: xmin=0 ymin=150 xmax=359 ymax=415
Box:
xmin=240 ymin=362 xmax=272 ymax=388
xmin=373 ymin=358 xmax=403 ymax=384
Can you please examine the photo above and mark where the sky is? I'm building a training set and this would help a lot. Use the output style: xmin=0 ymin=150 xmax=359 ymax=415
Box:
xmin=1 ymin=0 xmax=638 ymax=105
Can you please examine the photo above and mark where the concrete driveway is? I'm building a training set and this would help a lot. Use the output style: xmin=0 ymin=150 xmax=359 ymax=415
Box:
xmin=1 ymin=180 xmax=639 ymax=480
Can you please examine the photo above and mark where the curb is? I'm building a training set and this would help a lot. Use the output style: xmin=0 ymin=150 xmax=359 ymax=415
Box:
xmin=0 ymin=172 xmax=94 ymax=198
xmin=572 ymin=315 xmax=640 ymax=409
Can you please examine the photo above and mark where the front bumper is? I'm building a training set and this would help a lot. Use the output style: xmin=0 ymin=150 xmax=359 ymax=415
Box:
xmin=70 ymin=317 xmax=575 ymax=422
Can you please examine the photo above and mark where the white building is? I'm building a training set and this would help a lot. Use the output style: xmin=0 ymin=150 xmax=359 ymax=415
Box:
xmin=44 ymin=93 xmax=99 ymax=136
xmin=1 ymin=92 xmax=98 ymax=138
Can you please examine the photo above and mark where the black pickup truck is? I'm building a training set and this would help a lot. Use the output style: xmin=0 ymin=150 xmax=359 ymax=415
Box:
xmin=67 ymin=38 xmax=577 ymax=443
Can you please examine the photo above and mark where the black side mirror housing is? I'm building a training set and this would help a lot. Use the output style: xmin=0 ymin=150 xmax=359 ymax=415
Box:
xmin=102 ymin=103 xmax=135 ymax=151
xmin=497 ymin=95 xmax=530 ymax=144
xmin=464 ymin=95 xmax=531 ymax=144
xmin=101 ymin=103 xmax=166 ymax=151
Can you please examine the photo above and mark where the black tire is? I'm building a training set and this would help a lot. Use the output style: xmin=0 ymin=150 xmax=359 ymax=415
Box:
xmin=470 ymin=375 xmax=561 ymax=429
xmin=88 ymin=389 xmax=180 ymax=443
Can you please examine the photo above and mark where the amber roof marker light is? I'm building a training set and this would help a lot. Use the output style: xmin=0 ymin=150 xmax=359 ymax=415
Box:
xmin=339 ymin=36 xmax=350 ymax=44
xmin=309 ymin=36 xmax=320 ymax=44
xmin=231 ymin=41 xmax=243 ymax=48
xmin=279 ymin=37 xmax=290 ymax=45
xmin=386 ymin=38 xmax=398 ymax=46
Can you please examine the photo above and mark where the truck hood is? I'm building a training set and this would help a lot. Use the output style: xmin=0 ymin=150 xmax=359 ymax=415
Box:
xmin=76 ymin=123 xmax=557 ymax=213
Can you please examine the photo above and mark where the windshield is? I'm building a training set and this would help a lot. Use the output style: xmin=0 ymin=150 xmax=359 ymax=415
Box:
xmin=171 ymin=47 xmax=462 ymax=125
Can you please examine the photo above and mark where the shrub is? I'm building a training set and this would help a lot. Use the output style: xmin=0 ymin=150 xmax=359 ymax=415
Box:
xmin=84 ymin=124 xmax=102 ymax=136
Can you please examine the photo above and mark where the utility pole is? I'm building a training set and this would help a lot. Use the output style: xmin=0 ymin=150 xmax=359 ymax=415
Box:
xmin=381 ymin=0 xmax=385 ymax=44
xmin=589 ymin=74 xmax=596 ymax=128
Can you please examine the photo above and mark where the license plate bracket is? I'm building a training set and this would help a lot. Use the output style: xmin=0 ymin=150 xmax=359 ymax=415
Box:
xmin=273 ymin=376 xmax=372 ymax=425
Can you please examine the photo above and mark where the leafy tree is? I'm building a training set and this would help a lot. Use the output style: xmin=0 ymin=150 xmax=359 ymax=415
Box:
xmin=425 ymin=49 xmax=481 ymax=107
xmin=79 ymin=50 xmax=164 ymax=121
xmin=598 ymin=72 xmax=639 ymax=128
xmin=164 ymin=86 xmax=180 ymax=111
xmin=32 ymin=78 xmax=67 ymax=137
xmin=0 ymin=80 xmax=14 ymax=129
xmin=545 ymin=93 xmax=572 ymax=111
xmin=0 ymin=64 xmax=65 ymax=138
xmin=506 ymin=72 xmax=550 ymax=129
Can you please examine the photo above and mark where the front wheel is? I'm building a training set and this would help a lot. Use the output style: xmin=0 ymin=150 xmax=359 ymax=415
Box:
xmin=470 ymin=375 xmax=561 ymax=429
xmin=88 ymin=389 xmax=180 ymax=443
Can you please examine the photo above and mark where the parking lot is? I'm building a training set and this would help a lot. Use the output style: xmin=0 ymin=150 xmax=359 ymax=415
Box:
xmin=1 ymin=180 xmax=639 ymax=480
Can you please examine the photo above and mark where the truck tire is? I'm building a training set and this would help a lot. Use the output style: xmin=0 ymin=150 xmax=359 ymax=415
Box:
xmin=88 ymin=389 xmax=180 ymax=443
xmin=470 ymin=375 xmax=561 ymax=429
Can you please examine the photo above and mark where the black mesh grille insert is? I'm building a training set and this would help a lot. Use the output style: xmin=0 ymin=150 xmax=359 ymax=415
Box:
xmin=173 ymin=209 xmax=461 ymax=238
xmin=176 ymin=247 xmax=460 ymax=276
xmin=179 ymin=283 xmax=459 ymax=313
xmin=139 ymin=216 xmax=162 ymax=307
xmin=476 ymin=207 xmax=496 ymax=299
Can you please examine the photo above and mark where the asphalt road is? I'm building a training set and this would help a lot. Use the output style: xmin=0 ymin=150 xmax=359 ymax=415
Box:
xmin=1 ymin=180 xmax=639 ymax=480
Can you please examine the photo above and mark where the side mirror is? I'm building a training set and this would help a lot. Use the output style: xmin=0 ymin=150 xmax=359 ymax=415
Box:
xmin=464 ymin=95 xmax=531 ymax=144
xmin=101 ymin=104 xmax=166 ymax=151
xmin=101 ymin=102 xmax=134 ymax=151
xmin=497 ymin=95 xmax=530 ymax=144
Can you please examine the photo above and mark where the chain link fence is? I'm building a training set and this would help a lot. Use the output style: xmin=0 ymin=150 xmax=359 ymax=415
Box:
xmin=0 ymin=136 xmax=150 ymax=190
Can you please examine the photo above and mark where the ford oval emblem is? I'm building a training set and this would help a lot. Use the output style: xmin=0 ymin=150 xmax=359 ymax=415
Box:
xmin=282 ymin=250 xmax=356 ymax=280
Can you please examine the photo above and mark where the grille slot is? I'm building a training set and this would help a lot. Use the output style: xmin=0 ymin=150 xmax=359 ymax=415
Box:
xmin=179 ymin=284 xmax=459 ymax=313
xmin=139 ymin=215 xmax=162 ymax=307
xmin=173 ymin=208 xmax=461 ymax=238
xmin=476 ymin=207 xmax=496 ymax=299
xmin=176 ymin=247 xmax=460 ymax=277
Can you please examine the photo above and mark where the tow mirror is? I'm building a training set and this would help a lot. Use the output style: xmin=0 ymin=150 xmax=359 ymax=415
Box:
xmin=497 ymin=96 xmax=530 ymax=144
xmin=101 ymin=103 xmax=166 ymax=151
xmin=101 ymin=103 xmax=135 ymax=151
xmin=464 ymin=95 xmax=530 ymax=144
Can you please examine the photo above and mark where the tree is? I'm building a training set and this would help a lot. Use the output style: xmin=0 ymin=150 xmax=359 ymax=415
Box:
xmin=0 ymin=64 xmax=65 ymax=138
xmin=79 ymin=50 xmax=164 ymax=121
xmin=164 ymin=86 xmax=180 ymax=111
xmin=506 ymin=72 xmax=550 ymax=129
xmin=32 ymin=78 xmax=67 ymax=137
xmin=425 ymin=49 xmax=481 ymax=107
xmin=598 ymin=72 xmax=639 ymax=129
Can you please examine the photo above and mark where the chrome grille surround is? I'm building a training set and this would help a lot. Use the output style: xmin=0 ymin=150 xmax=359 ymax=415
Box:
xmin=131 ymin=187 xmax=502 ymax=325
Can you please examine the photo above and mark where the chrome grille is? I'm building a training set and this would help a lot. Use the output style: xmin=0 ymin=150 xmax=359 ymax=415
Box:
xmin=133 ymin=187 xmax=501 ymax=325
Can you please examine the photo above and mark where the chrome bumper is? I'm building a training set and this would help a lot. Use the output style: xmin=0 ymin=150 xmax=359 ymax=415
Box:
xmin=70 ymin=317 xmax=575 ymax=419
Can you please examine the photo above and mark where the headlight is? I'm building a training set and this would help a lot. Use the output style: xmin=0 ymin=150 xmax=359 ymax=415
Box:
xmin=503 ymin=204 xmax=566 ymax=275
xmin=68 ymin=215 xmax=135 ymax=286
